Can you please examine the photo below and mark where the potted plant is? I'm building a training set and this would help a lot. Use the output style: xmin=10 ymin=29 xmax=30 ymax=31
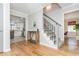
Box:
xmin=74 ymin=23 xmax=79 ymax=30
xmin=74 ymin=23 xmax=79 ymax=40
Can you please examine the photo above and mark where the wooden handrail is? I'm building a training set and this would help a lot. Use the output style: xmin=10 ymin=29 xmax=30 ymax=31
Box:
xmin=43 ymin=13 xmax=62 ymax=26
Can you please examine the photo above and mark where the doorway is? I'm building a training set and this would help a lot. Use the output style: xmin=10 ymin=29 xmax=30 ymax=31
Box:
xmin=64 ymin=10 xmax=79 ymax=51
xmin=10 ymin=15 xmax=26 ymax=43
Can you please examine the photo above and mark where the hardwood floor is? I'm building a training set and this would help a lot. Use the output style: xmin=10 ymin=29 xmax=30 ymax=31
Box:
xmin=0 ymin=40 xmax=79 ymax=56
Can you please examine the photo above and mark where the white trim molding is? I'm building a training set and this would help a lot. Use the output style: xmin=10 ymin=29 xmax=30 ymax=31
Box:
xmin=3 ymin=48 xmax=11 ymax=52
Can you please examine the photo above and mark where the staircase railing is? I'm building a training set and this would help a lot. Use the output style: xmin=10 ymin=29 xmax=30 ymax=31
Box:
xmin=43 ymin=13 xmax=61 ymax=45
xmin=43 ymin=13 xmax=62 ymax=26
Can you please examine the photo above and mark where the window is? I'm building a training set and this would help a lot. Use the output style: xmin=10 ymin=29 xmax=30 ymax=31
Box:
xmin=68 ymin=25 xmax=76 ymax=32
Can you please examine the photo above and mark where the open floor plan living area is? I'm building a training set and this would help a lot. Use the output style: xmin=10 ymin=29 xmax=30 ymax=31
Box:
xmin=0 ymin=3 xmax=79 ymax=56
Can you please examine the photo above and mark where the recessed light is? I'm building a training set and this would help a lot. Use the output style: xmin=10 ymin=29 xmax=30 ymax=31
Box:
xmin=46 ymin=4 xmax=52 ymax=10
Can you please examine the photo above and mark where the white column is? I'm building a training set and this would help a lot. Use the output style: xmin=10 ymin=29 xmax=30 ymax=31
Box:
xmin=0 ymin=4 xmax=3 ymax=52
xmin=25 ymin=17 xmax=28 ymax=40
xmin=3 ymin=3 xmax=10 ymax=52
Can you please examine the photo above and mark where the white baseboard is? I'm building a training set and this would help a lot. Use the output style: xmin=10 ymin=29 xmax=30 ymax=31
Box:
xmin=3 ymin=48 xmax=11 ymax=52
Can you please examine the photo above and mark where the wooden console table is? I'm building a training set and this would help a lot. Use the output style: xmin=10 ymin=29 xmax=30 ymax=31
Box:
xmin=27 ymin=30 xmax=39 ymax=44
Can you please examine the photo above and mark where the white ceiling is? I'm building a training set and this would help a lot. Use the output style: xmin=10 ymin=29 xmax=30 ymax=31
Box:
xmin=59 ymin=3 xmax=74 ymax=9
xmin=10 ymin=3 xmax=75 ymax=14
xmin=10 ymin=3 xmax=48 ymax=15
xmin=64 ymin=10 xmax=79 ymax=20
xmin=59 ymin=3 xmax=79 ymax=14
xmin=10 ymin=3 xmax=79 ymax=17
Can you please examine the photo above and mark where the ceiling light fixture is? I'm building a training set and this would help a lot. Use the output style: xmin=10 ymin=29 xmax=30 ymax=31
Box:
xmin=46 ymin=4 xmax=52 ymax=10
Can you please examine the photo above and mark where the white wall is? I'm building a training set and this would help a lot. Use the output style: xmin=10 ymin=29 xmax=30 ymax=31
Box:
xmin=10 ymin=9 xmax=27 ymax=18
xmin=0 ymin=4 xmax=3 ymax=51
xmin=28 ymin=9 xmax=43 ymax=42
xmin=28 ymin=10 xmax=43 ymax=31
xmin=46 ymin=9 xmax=64 ymax=26
xmin=0 ymin=3 xmax=11 ymax=52
xmin=3 ymin=3 xmax=10 ymax=52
